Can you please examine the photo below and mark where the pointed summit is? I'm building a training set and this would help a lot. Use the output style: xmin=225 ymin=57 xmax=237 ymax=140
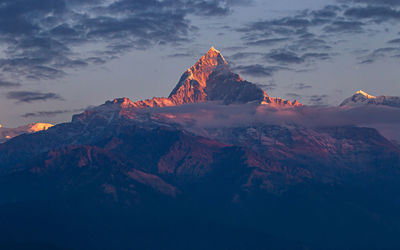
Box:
xmin=202 ymin=46 xmax=227 ymax=65
xmin=191 ymin=46 xmax=228 ymax=75
xmin=168 ymin=47 xmax=232 ymax=104
xmin=209 ymin=46 xmax=217 ymax=52
xmin=167 ymin=47 xmax=298 ymax=106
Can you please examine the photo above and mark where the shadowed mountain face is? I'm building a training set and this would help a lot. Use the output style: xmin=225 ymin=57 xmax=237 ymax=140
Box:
xmin=0 ymin=48 xmax=400 ymax=250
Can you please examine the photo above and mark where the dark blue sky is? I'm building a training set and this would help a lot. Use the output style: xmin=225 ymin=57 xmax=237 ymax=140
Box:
xmin=0 ymin=0 xmax=400 ymax=127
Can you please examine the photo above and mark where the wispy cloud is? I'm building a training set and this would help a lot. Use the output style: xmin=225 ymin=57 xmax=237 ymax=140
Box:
xmin=291 ymin=83 xmax=312 ymax=90
xmin=0 ymin=80 xmax=20 ymax=88
xmin=7 ymin=91 xmax=64 ymax=103
xmin=21 ymin=108 xmax=84 ymax=118
xmin=234 ymin=64 xmax=288 ymax=77
xmin=309 ymin=95 xmax=329 ymax=106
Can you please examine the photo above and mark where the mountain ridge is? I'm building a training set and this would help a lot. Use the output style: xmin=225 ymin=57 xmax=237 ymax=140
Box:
xmin=102 ymin=47 xmax=300 ymax=110
xmin=340 ymin=90 xmax=400 ymax=108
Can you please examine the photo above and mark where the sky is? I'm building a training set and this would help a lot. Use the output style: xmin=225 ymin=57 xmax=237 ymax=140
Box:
xmin=0 ymin=0 xmax=400 ymax=127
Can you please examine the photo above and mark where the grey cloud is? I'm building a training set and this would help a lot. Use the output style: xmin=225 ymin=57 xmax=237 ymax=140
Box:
xmin=359 ymin=47 xmax=400 ymax=63
xmin=246 ymin=38 xmax=290 ymax=46
xmin=238 ymin=4 xmax=350 ymax=49
xmin=234 ymin=64 xmax=288 ymax=77
xmin=388 ymin=38 xmax=400 ymax=44
xmin=344 ymin=6 xmax=400 ymax=21
xmin=265 ymin=50 xmax=304 ymax=64
xmin=372 ymin=47 xmax=399 ymax=55
xmin=240 ymin=16 xmax=312 ymax=37
xmin=167 ymin=53 xmax=195 ymax=58
xmin=288 ymin=38 xmax=331 ymax=52
xmin=189 ymin=1 xmax=231 ymax=16
xmin=360 ymin=59 xmax=375 ymax=64
xmin=108 ymin=0 xmax=242 ymax=17
xmin=286 ymin=93 xmax=303 ymax=100
xmin=255 ymin=82 xmax=277 ymax=91
xmin=222 ymin=46 xmax=248 ymax=52
xmin=309 ymin=95 xmax=329 ymax=105
xmin=302 ymin=53 xmax=331 ymax=61
xmin=0 ymin=80 xmax=21 ymax=88
xmin=22 ymin=108 xmax=84 ymax=118
xmin=228 ymin=52 xmax=263 ymax=61
xmin=323 ymin=21 xmax=365 ymax=33
xmin=291 ymin=83 xmax=312 ymax=90
xmin=342 ymin=0 xmax=400 ymax=6
xmin=0 ymin=0 xmax=249 ymax=83
xmin=311 ymin=5 xmax=341 ymax=18
xmin=7 ymin=91 xmax=64 ymax=103
xmin=265 ymin=50 xmax=331 ymax=65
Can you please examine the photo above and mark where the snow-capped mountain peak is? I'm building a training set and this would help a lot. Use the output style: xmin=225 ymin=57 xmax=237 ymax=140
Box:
xmin=340 ymin=90 xmax=400 ymax=108
xmin=355 ymin=90 xmax=376 ymax=99
xmin=0 ymin=123 xmax=53 ymax=143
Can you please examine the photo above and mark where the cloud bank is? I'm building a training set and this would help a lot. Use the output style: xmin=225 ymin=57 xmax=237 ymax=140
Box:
xmin=142 ymin=103 xmax=400 ymax=142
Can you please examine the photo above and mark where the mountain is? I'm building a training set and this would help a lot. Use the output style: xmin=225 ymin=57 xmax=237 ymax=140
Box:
xmin=0 ymin=48 xmax=400 ymax=250
xmin=108 ymin=47 xmax=300 ymax=109
xmin=0 ymin=123 xmax=53 ymax=143
xmin=340 ymin=90 xmax=400 ymax=108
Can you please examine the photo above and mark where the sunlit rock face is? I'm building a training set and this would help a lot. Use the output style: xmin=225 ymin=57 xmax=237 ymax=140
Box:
xmin=168 ymin=46 xmax=228 ymax=104
xmin=169 ymin=47 xmax=301 ymax=106
xmin=0 ymin=123 xmax=53 ymax=143
xmin=340 ymin=90 xmax=400 ymax=108
xmin=111 ymin=47 xmax=300 ymax=109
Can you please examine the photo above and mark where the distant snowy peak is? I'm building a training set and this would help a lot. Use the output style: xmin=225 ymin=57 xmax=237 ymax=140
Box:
xmin=355 ymin=90 xmax=376 ymax=99
xmin=26 ymin=123 xmax=54 ymax=133
xmin=340 ymin=90 xmax=400 ymax=108
xmin=0 ymin=123 xmax=53 ymax=143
